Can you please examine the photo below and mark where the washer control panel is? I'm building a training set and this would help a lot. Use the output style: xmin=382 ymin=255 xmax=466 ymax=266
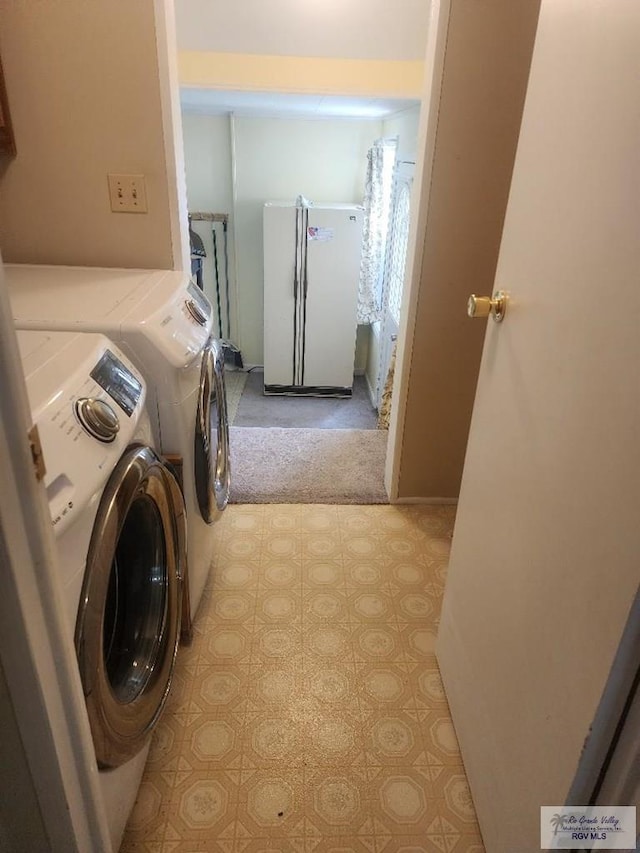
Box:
xmin=17 ymin=330 xmax=149 ymax=540
xmin=89 ymin=348 xmax=142 ymax=417
xmin=75 ymin=397 xmax=120 ymax=443
xmin=185 ymin=280 xmax=211 ymax=327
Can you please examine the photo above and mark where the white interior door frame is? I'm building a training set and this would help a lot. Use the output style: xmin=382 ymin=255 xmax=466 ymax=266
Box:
xmin=385 ymin=0 xmax=450 ymax=499
xmin=153 ymin=0 xmax=190 ymax=273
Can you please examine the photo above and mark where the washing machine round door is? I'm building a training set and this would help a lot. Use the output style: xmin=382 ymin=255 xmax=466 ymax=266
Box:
xmin=194 ymin=337 xmax=231 ymax=523
xmin=75 ymin=445 xmax=186 ymax=769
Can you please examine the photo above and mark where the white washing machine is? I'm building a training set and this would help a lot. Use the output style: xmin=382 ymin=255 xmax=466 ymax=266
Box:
xmin=18 ymin=329 xmax=186 ymax=851
xmin=6 ymin=264 xmax=230 ymax=628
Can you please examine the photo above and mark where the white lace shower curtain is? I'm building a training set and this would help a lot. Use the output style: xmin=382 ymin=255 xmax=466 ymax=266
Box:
xmin=357 ymin=137 xmax=398 ymax=324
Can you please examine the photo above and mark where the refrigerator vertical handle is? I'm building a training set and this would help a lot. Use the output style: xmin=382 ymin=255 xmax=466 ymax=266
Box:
xmin=293 ymin=206 xmax=300 ymax=300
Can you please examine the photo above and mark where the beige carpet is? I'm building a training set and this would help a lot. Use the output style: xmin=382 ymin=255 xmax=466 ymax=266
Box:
xmin=229 ymin=427 xmax=389 ymax=504
xmin=233 ymin=372 xmax=377 ymax=429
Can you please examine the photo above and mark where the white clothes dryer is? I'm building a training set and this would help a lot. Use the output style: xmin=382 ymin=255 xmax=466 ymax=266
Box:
xmin=18 ymin=329 xmax=186 ymax=851
xmin=6 ymin=264 xmax=230 ymax=627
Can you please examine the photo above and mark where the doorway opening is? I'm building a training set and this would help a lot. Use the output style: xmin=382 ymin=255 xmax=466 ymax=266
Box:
xmin=181 ymin=101 xmax=418 ymax=503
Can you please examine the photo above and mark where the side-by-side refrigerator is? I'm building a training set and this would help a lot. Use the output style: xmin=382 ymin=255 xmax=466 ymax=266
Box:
xmin=263 ymin=201 xmax=364 ymax=397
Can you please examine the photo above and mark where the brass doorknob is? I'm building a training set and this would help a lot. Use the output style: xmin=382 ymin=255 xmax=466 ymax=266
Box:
xmin=467 ymin=291 xmax=507 ymax=323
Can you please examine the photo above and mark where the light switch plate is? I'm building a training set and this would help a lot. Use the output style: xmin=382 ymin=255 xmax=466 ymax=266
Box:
xmin=107 ymin=173 xmax=148 ymax=213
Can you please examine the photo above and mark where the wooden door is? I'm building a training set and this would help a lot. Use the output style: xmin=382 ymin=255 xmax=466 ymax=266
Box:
xmin=437 ymin=2 xmax=640 ymax=849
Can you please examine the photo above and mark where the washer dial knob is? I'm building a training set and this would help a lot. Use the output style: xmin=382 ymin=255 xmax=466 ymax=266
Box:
xmin=185 ymin=298 xmax=208 ymax=326
xmin=76 ymin=397 xmax=120 ymax=443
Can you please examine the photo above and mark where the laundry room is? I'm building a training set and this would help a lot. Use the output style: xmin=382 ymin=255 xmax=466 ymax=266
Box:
xmin=0 ymin=1 xmax=589 ymax=852
xmin=0 ymin=1 xmax=434 ymax=846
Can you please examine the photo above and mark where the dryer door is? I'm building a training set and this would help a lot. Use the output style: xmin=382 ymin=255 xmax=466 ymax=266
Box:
xmin=194 ymin=337 xmax=231 ymax=523
xmin=75 ymin=444 xmax=185 ymax=768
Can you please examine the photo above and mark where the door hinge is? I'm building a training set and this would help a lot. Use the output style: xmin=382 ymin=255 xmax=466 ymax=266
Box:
xmin=28 ymin=424 xmax=46 ymax=482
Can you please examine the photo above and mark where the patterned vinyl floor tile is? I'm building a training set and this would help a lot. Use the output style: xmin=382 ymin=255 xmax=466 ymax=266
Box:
xmin=120 ymin=505 xmax=484 ymax=853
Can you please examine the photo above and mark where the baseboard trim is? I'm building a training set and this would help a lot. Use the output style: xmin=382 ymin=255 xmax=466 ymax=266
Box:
xmin=392 ymin=496 xmax=458 ymax=505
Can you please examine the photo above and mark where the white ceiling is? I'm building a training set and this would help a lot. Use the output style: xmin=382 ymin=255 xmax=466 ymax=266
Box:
xmin=174 ymin=0 xmax=430 ymax=62
xmin=180 ymin=88 xmax=420 ymax=120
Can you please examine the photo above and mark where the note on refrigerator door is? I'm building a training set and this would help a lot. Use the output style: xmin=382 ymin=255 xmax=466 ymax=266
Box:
xmin=307 ymin=226 xmax=334 ymax=242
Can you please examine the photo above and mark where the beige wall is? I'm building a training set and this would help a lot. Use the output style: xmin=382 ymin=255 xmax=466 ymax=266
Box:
xmin=178 ymin=53 xmax=424 ymax=100
xmin=182 ymin=113 xmax=237 ymax=332
xmin=0 ymin=0 xmax=186 ymax=270
xmin=383 ymin=105 xmax=421 ymax=162
xmin=175 ymin=0 xmax=428 ymax=100
xmin=392 ymin=0 xmax=541 ymax=499
xmin=175 ymin=0 xmax=430 ymax=61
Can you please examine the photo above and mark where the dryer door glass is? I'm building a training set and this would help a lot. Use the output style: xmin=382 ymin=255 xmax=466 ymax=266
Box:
xmin=194 ymin=337 xmax=230 ymax=523
xmin=75 ymin=445 xmax=185 ymax=768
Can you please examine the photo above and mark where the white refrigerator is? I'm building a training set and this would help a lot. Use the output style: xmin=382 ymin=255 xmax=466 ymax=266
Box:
xmin=263 ymin=201 xmax=364 ymax=396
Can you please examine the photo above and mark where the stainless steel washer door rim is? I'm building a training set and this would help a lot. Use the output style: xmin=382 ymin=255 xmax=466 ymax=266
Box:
xmin=194 ymin=337 xmax=231 ymax=523
xmin=75 ymin=444 xmax=185 ymax=769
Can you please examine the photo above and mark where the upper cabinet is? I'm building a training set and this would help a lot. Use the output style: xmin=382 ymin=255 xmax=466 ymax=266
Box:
xmin=0 ymin=54 xmax=15 ymax=156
